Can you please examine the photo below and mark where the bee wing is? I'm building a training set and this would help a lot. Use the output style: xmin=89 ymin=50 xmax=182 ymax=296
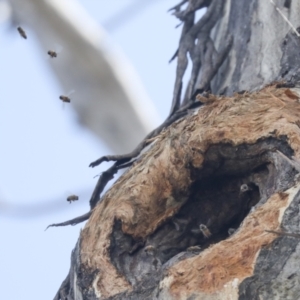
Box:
xmin=45 ymin=43 xmax=62 ymax=60
xmin=206 ymin=218 xmax=213 ymax=227
xmin=65 ymin=191 xmax=74 ymax=199
xmin=67 ymin=89 xmax=76 ymax=96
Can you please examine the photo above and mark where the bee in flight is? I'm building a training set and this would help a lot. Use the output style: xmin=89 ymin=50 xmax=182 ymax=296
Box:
xmin=17 ymin=26 xmax=27 ymax=39
xmin=59 ymin=95 xmax=71 ymax=103
xmin=59 ymin=90 xmax=74 ymax=104
xmin=67 ymin=195 xmax=79 ymax=203
xmin=47 ymin=50 xmax=58 ymax=58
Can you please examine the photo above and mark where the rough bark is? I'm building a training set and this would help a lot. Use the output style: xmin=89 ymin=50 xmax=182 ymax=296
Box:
xmin=53 ymin=1 xmax=300 ymax=299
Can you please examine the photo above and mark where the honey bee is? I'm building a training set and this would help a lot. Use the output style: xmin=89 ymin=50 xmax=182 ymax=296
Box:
xmin=199 ymin=224 xmax=212 ymax=238
xmin=47 ymin=50 xmax=57 ymax=58
xmin=59 ymin=90 xmax=74 ymax=104
xmin=67 ymin=194 xmax=79 ymax=203
xmin=187 ymin=245 xmax=201 ymax=253
xmin=240 ymin=184 xmax=249 ymax=193
xmin=17 ymin=26 xmax=27 ymax=39
xmin=144 ymin=245 xmax=156 ymax=255
xmin=59 ymin=95 xmax=71 ymax=103
xmin=228 ymin=228 xmax=236 ymax=236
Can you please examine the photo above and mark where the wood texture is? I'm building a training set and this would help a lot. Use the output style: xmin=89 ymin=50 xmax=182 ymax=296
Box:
xmin=59 ymin=86 xmax=300 ymax=299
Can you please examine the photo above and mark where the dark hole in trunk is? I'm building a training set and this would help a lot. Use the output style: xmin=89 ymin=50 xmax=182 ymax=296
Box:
xmin=109 ymin=137 xmax=294 ymax=291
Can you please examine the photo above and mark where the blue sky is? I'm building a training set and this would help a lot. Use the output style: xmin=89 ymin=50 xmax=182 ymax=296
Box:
xmin=0 ymin=1 xmax=184 ymax=299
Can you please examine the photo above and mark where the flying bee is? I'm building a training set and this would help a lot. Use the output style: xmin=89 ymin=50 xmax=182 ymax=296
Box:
xmin=17 ymin=26 xmax=27 ymax=39
xmin=67 ymin=194 xmax=79 ymax=203
xmin=46 ymin=45 xmax=62 ymax=60
xmin=59 ymin=95 xmax=71 ymax=103
xmin=59 ymin=90 xmax=75 ymax=105
xmin=47 ymin=50 xmax=58 ymax=58
xmin=199 ymin=224 xmax=212 ymax=238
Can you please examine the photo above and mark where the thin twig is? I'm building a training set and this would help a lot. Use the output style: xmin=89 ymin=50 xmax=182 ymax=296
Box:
xmin=89 ymin=160 xmax=135 ymax=209
xmin=173 ymin=0 xmax=211 ymax=21
xmin=169 ymin=14 xmax=194 ymax=116
xmin=45 ymin=211 xmax=92 ymax=230
xmin=169 ymin=48 xmax=179 ymax=63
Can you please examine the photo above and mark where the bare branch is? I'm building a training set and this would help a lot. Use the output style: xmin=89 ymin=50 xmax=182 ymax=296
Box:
xmin=89 ymin=160 xmax=135 ymax=209
xmin=169 ymin=14 xmax=194 ymax=116
xmin=45 ymin=211 xmax=92 ymax=230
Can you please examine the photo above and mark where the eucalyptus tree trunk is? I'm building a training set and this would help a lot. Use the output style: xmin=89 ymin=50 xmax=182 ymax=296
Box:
xmin=54 ymin=1 xmax=300 ymax=299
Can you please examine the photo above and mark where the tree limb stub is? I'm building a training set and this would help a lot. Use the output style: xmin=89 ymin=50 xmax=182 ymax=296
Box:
xmin=56 ymin=85 xmax=300 ymax=299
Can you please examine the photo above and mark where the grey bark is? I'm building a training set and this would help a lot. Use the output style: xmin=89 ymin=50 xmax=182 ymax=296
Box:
xmin=53 ymin=1 xmax=300 ymax=299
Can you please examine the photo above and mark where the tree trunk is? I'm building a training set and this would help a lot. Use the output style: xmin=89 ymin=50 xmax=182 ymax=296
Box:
xmin=54 ymin=1 xmax=300 ymax=299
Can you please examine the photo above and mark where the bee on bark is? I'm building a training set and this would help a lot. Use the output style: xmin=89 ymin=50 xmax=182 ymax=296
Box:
xmin=47 ymin=50 xmax=58 ymax=58
xmin=187 ymin=245 xmax=201 ymax=253
xmin=67 ymin=195 xmax=79 ymax=203
xmin=17 ymin=26 xmax=27 ymax=39
xmin=144 ymin=245 xmax=156 ymax=255
xmin=199 ymin=224 xmax=212 ymax=238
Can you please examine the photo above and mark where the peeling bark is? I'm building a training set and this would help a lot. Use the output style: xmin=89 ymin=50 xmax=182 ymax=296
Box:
xmin=53 ymin=1 xmax=300 ymax=299
xmin=57 ymin=86 xmax=300 ymax=299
